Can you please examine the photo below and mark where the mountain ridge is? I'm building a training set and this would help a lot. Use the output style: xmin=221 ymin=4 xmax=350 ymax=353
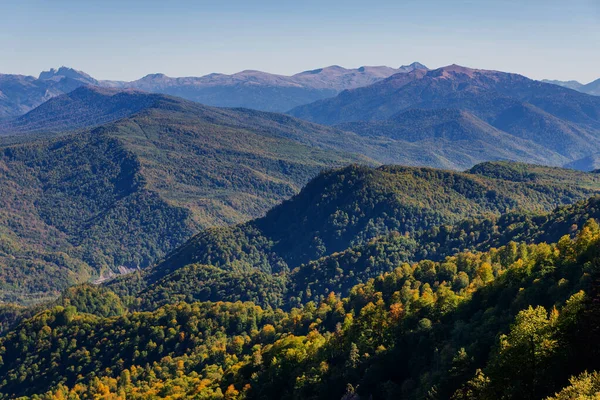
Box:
xmin=1 ymin=85 xmax=569 ymax=172
xmin=0 ymin=62 xmax=429 ymax=117
xmin=123 ymin=162 xmax=600 ymax=295
xmin=0 ymin=90 xmax=374 ymax=303
xmin=543 ymin=77 xmax=600 ymax=96
xmin=289 ymin=64 xmax=600 ymax=168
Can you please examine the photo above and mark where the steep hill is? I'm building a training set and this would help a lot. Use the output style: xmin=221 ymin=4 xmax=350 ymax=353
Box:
xmin=116 ymin=162 xmax=600 ymax=301
xmin=0 ymin=89 xmax=371 ymax=303
xmin=289 ymin=65 xmax=600 ymax=166
xmin=123 ymin=190 xmax=600 ymax=311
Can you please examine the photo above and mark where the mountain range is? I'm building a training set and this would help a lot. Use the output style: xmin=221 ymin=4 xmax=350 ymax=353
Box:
xmin=289 ymin=64 xmax=600 ymax=169
xmin=0 ymin=87 xmax=376 ymax=303
xmin=0 ymin=67 xmax=97 ymax=119
xmin=1 ymin=62 xmax=600 ymax=303
xmin=543 ymin=77 xmax=600 ymax=96
xmin=2 ymin=60 xmax=600 ymax=399
xmin=0 ymin=62 xmax=427 ymax=118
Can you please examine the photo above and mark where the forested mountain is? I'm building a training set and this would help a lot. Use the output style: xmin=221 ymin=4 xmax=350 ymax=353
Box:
xmin=0 ymin=88 xmax=372 ymax=303
xmin=0 ymin=86 xmax=162 ymax=134
xmin=337 ymin=108 xmax=565 ymax=170
xmin=2 ymin=180 xmax=600 ymax=399
xmin=0 ymin=63 xmax=427 ymax=118
xmin=3 ymin=64 xmax=600 ymax=400
xmin=110 ymin=193 xmax=600 ymax=312
xmin=289 ymin=65 xmax=600 ymax=169
xmin=1 ymin=85 xmax=575 ymax=172
xmin=105 ymin=162 xmax=600 ymax=308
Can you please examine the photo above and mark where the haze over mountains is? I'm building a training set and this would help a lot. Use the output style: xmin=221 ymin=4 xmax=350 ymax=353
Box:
xmin=290 ymin=64 xmax=600 ymax=169
xmin=543 ymin=77 xmax=600 ymax=96
xmin=0 ymin=62 xmax=428 ymax=118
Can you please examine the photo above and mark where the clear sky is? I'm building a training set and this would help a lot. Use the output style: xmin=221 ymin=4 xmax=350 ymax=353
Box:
xmin=1 ymin=0 xmax=598 ymax=83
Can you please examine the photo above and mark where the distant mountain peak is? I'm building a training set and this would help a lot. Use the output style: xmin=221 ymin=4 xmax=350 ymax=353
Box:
xmin=38 ymin=66 xmax=96 ymax=84
xmin=140 ymin=73 xmax=169 ymax=80
xmin=296 ymin=65 xmax=349 ymax=75
xmin=432 ymin=64 xmax=478 ymax=76
xmin=398 ymin=62 xmax=428 ymax=72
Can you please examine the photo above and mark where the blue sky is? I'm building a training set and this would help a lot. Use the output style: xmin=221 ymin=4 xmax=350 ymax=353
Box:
xmin=1 ymin=0 xmax=598 ymax=82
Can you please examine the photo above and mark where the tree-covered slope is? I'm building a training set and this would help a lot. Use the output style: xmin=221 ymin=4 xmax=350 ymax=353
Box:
xmin=109 ymin=186 xmax=600 ymax=314
xmin=2 ymin=209 xmax=600 ymax=399
xmin=0 ymin=90 xmax=372 ymax=303
xmin=116 ymin=162 xmax=600 ymax=300
xmin=0 ymin=86 xmax=162 ymax=134
xmin=337 ymin=108 xmax=567 ymax=170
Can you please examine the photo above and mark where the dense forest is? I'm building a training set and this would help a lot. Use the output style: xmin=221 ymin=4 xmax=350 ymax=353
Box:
xmin=108 ymin=162 xmax=600 ymax=301
xmin=1 ymin=159 xmax=600 ymax=398
xmin=0 ymin=202 xmax=599 ymax=398
xmin=0 ymin=88 xmax=373 ymax=303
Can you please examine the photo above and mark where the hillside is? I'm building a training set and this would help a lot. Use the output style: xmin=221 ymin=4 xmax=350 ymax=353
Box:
xmin=109 ymin=192 xmax=600 ymax=312
xmin=337 ymin=108 xmax=566 ymax=169
xmin=0 ymin=89 xmax=371 ymax=303
xmin=0 ymin=86 xmax=163 ymax=134
xmin=108 ymin=162 xmax=600 ymax=305
xmin=289 ymin=65 xmax=600 ymax=168
xmin=2 ymin=193 xmax=600 ymax=399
